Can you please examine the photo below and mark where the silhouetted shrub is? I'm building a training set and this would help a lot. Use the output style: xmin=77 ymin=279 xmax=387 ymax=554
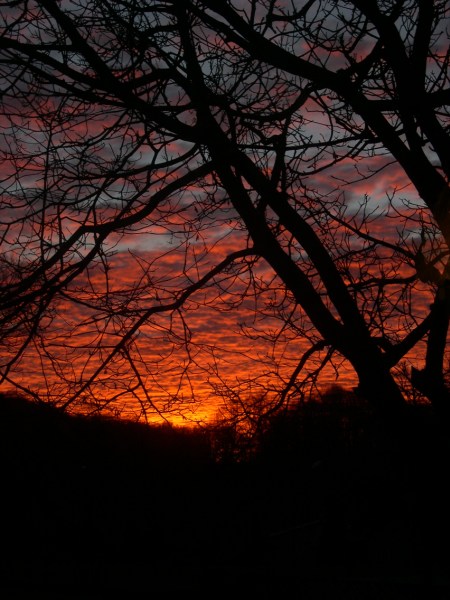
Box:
xmin=253 ymin=386 xmax=374 ymax=468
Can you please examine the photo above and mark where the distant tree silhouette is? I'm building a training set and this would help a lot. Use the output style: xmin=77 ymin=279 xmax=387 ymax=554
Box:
xmin=0 ymin=1 xmax=449 ymax=424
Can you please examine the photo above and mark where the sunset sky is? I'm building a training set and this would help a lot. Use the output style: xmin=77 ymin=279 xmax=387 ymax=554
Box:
xmin=1 ymin=149 xmax=435 ymax=425
xmin=0 ymin=0 xmax=446 ymax=426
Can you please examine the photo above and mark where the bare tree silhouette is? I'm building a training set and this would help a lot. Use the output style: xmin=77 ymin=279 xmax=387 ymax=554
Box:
xmin=0 ymin=1 xmax=449 ymax=424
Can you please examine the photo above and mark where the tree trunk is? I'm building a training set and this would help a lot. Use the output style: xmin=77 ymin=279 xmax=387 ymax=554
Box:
xmin=411 ymin=280 xmax=450 ymax=419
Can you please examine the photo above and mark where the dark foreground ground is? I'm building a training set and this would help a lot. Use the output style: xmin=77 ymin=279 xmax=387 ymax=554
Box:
xmin=1 ymin=392 xmax=450 ymax=599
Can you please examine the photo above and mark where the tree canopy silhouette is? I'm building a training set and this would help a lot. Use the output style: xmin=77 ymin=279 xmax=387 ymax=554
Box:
xmin=0 ymin=0 xmax=449 ymax=422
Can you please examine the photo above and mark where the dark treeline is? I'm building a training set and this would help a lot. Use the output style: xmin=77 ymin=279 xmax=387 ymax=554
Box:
xmin=1 ymin=391 xmax=449 ymax=598
xmin=0 ymin=386 xmax=378 ymax=468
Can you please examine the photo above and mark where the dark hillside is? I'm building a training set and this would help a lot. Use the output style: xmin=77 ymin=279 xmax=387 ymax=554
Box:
xmin=1 ymin=392 xmax=449 ymax=599
xmin=0 ymin=392 xmax=213 ymax=470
